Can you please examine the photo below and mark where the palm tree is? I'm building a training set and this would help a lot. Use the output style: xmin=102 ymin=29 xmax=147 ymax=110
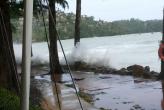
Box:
xmin=48 ymin=0 xmax=68 ymax=76
xmin=0 ymin=0 xmax=20 ymax=94
xmin=74 ymin=0 xmax=81 ymax=46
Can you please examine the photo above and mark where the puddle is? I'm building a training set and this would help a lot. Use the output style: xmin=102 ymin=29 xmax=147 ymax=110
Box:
xmin=33 ymin=72 xmax=164 ymax=110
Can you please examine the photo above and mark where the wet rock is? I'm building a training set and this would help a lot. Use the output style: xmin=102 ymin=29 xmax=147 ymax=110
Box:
xmin=117 ymin=68 xmax=132 ymax=75
xmin=122 ymin=102 xmax=128 ymax=104
xmin=106 ymin=68 xmax=118 ymax=74
xmin=144 ymin=66 xmax=150 ymax=72
xmin=74 ymin=61 xmax=88 ymax=70
xmin=99 ymin=76 xmax=112 ymax=79
xmin=134 ymin=79 xmax=144 ymax=83
xmin=126 ymin=65 xmax=156 ymax=78
xmin=96 ymin=98 xmax=100 ymax=100
xmin=122 ymin=101 xmax=133 ymax=104
xmin=74 ymin=78 xmax=85 ymax=81
xmin=65 ymin=62 xmax=159 ymax=80
xmin=150 ymin=71 xmax=159 ymax=77
xmin=127 ymin=65 xmax=145 ymax=77
xmin=132 ymin=104 xmax=145 ymax=110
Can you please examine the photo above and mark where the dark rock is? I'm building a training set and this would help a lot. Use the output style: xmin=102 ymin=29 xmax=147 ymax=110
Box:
xmin=74 ymin=78 xmax=85 ymax=81
xmin=127 ymin=65 xmax=145 ymax=77
xmin=126 ymin=65 xmax=153 ymax=78
xmin=99 ymin=76 xmax=112 ymax=79
xmin=118 ymin=68 xmax=132 ymax=75
xmin=150 ymin=71 xmax=159 ymax=76
xmin=74 ymin=61 xmax=88 ymax=70
xmin=65 ymin=62 xmax=159 ymax=79
xmin=134 ymin=79 xmax=144 ymax=83
xmin=144 ymin=66 xmax=150 ymax=72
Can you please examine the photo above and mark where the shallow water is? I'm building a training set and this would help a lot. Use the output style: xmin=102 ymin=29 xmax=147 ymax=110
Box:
xmin=35 ymin=71 xmax=164 ymax=110
xmin=73 ymin=72 xmax=163 ymax=110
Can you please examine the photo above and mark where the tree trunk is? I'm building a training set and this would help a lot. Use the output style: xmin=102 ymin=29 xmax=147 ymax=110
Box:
xmin=74 ymin=0 xmax=81 ymax=46
xmin=0 ymin=0 xmax=20 ymax=94
xmin=49 ymin=0 xmax=62 ymax=76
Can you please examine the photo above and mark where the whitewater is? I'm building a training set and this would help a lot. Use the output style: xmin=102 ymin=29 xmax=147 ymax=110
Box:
xmin=14 ymin=32 xmax=162 ymax=72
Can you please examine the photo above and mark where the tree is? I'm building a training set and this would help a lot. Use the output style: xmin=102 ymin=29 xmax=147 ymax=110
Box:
xmin=0 ymin=0 xmax=20 ymax=94
xmin=74 ymin=0 xmax=81 ymax=46
xmin=48 ymin=0 xmax=68 ymax=76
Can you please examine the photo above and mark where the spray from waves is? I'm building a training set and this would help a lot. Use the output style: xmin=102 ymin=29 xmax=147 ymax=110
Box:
xmin=60 ymin=42 xmax=111 ymax=67
xmin=14 ymin=42 xmax=111 ymax=68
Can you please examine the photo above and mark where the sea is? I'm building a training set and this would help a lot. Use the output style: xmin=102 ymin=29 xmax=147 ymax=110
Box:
xmin=14 ymin=32 xmax=162 ymax=72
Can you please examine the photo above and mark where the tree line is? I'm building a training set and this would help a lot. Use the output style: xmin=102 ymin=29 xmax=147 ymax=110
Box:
xmin=12 ymin=11 xmax=162 ymax=42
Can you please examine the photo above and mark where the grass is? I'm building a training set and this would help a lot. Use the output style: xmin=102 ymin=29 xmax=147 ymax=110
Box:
xmin=0 ymin=88 xmax=42 ymax=110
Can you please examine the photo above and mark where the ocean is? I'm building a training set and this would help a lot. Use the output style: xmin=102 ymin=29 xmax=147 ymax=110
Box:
xmin=14 ymin=32 xmax=162 ymax=72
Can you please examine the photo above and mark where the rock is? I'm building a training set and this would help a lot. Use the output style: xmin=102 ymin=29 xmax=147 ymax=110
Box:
xmin=127 ymin=65 xmax=144 ymax=72
xmin=127 ymin=65 xmax=149 ymax=77
xmin=99 ymin=76 xmax=112 ymax=79
xmin=144 ymin=66 xmax=150 ymax=72
xmin=74 ymin=78 xmax=85 ymax=81
xmin=73 ymin=61 xmax=90 ymax=70
xmin=118 ymin=68 xmax=132 ymax=75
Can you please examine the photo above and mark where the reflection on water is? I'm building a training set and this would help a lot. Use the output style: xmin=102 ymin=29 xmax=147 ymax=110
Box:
xmin=34 ymin=72 xmax=164 ymax=110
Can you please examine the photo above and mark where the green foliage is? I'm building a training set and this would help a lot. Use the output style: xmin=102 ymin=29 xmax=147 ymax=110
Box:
xmin=0 ymin=88 xmax=19 ymax=110
xmin=11 ymin=10 xmax=162 ymax=42
xmin=0 ymin=88 xmax=42 ymax=110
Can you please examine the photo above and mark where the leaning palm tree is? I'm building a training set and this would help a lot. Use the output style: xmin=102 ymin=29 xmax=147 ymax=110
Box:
xmin=74 ymin=0 xmax=81 ymax=46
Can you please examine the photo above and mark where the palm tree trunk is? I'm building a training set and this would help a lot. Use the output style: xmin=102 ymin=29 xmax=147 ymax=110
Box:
xmin=0 ymin=0 xmax=20 ymax=94
xmin=74 ymin=0 xmax=81 ymax=46
xmin=49 ymin=0 xmax=62 ymax=76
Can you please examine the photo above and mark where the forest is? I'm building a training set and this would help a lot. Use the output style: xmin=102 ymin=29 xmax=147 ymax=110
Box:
xmin=12 ymin=10 xmax=162 ymax=42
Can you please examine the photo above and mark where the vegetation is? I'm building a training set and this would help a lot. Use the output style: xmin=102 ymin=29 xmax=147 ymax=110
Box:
xmin=0 ymin=88 xmax=42 ymax=110
xmin=12 ymin=11 xmax=162 ymax=42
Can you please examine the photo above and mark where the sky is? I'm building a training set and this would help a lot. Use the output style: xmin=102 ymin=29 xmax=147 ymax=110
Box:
xmin=58 ymin=0 xmax=164 ymax=21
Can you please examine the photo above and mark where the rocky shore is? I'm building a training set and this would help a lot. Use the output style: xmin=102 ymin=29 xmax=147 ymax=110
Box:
xmin=65 ymin=61 xmax=160 ymax=79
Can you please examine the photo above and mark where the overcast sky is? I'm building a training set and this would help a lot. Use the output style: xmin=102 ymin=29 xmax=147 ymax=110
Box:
xmin=58 ymin=0 xmax=163 ymax=21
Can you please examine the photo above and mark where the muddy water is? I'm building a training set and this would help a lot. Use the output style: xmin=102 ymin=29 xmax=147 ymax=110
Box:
xmin=35 ymin=72 xmax=164 ymax=110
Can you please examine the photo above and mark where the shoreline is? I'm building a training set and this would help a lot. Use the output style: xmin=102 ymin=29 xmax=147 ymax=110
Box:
xmin=17 ymin=61 xmax=160 ymax=80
